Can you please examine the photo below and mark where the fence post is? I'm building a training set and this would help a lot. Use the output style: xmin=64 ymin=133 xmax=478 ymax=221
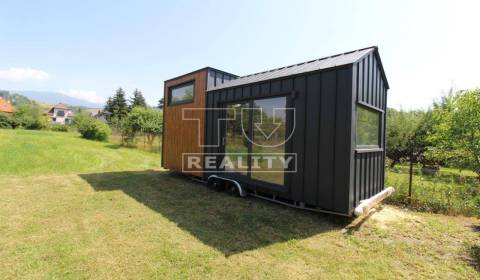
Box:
xmin=408 ymin=149 xmax=414 ymax=201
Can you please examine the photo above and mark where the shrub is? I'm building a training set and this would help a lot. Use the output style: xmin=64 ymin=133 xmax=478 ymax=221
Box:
xmin=73 ymin=114 xmax=111 ymax=141
xmin=50 ymin=124 xmax=69 ymax=132
xmin=13 ymin=104 xmax=48 ymax=130
xmin=119 ymin=107 xmax=163 ymax=147
xmin=0 ymin=113 xmax=17 ymax=129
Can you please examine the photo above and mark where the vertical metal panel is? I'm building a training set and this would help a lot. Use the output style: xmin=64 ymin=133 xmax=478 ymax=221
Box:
xmin=234 ymin=88 xmax=242 ymax=99
xmin=303 ymin=73 xmax=322 ymax=205
xmin=242 ymin=86 xmax=251 ymax=99
xmin=271 ymin=80 xmax=281 ymax=93
xmin=282 ymin=78 xmax=294 ymax=199
xmin=358 ymin=59 xmax=364 ymax=102
xmin=252 ymin=84 xmax=260 ymax=98
xmin=377 ymin=67 xmax=381 ymax=108
xmin=368 ymin=54 xmax=376 ymax=106
xmin=333 ymin=67 xmax=353 ymax=213
xmin=372 ymin=56 xmax=378 ymax=107
xmin=260 ymin=82 xmax=270 ymax=95
xmin=290 ymin=76 xmax=306 ymax=202
xmin=227 ymin=89 xmax=234 ymax=101
xmin=354 ymin=154 xmax=361 ymax=205
xmin=317 ymin=70 xmax=336 ymax=209
xmin=281 ymin=78 xmax=293 ymax=92
xmin=348 ymin=64 xmax=358 ymax=210
xmin=363 ymin=56 xmax=368 ymax=103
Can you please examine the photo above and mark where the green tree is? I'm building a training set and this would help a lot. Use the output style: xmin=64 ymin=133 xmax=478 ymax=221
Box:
xmin=157 ymin=98 xmax=164 ymax=109
xmin=104 ymin=97 xmax=114 ymax=113
xmin=427 ymin=89 xmax=480 ymax=179
xmin=13 ymin=103 xmax=49 ymax=129
xmin=120 ymin=107 xmax=163 ymax=148
xmin=130 ymin=89 xmax=147 ymax=108
xmin=386 ymin=108 xmax=430 ymax=167
xmin=110 ymin=88 xmax=129 ymax=120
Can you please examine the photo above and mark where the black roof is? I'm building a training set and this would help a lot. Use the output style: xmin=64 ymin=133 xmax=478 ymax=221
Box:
xmin=207 ymin=46 xmax=388 ymax=91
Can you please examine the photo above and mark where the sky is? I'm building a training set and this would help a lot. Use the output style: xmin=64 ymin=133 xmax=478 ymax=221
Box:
xmin=0 ymin=0 xmax=479 ymax=109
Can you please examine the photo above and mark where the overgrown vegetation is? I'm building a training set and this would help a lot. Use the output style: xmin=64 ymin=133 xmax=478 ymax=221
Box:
xmin=385 ymin=89 xmax=480 ymax=216
xmin=386 ymin=166 xmax=480 ymax=216
xmin=426 ymin=89 xmax=480 ymax=179
xmin=119 ymin=107 xmax=163 ymax=148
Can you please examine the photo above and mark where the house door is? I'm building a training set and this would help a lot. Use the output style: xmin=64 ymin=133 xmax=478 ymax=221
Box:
xmin=223 ymin=96 xmax=288 ymax=186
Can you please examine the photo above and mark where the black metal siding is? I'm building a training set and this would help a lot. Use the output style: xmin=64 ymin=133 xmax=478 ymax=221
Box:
xmin=351 ymin=52 xmax=388 ymax=207
xmin=204 ymin=50 xmax=388 ymax=215
xmin=205 ymin=66 xmax=355 ymax=214
xmin=207 ymin=69 xmax=238 ymax=89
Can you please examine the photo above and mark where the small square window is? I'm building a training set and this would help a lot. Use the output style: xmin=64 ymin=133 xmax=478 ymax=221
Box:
xmin=356 ymin=105 xmax=380 ymax=148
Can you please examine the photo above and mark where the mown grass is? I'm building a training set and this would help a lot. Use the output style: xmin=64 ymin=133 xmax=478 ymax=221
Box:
xmin=386 ymin=166 xmax=480 ymax=216
xmin=0 ymin=129 xmax=480 ymax=279
xmin=0 ymin=129 xmax=160 ymax=176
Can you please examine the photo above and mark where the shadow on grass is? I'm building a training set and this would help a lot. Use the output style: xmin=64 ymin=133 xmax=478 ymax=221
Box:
xmin=468 ymin=245 xmax=480 ymax=272
xmin=105 ymin=144 xmax=121 ymax=149
xmin=79 ymin=170 xmax=350 ymax=256
xmin=468 ymin=224 xmax=480 ymax=272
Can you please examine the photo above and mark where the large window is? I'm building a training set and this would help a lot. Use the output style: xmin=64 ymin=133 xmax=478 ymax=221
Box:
xmin=224 ymin=102 xmax=250 ymax=175
xmin=169 ymin=82 xmax=194 ymax=105
xmin=251 ymin=97 xmax=287 ymax=185
xmin=224 ymin=96 xmax=288 ymax=186
xmin=356 ymin=105 xmax=380 ymax=148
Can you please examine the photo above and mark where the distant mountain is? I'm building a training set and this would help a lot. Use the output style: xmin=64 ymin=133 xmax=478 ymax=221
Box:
xmin=0 ymin=90 xmax=36 ymax=106
xmin=9 ymin=90 xmax=103 ymax=108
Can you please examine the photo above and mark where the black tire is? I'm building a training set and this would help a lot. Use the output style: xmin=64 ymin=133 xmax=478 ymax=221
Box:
xmin=206 ymin=178 xmax=225 ymax=192
xmin=225 ymin=182 xmax=240 ymax=197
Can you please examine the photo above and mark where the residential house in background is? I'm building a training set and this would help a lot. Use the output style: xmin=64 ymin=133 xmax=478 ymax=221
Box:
xmin=47 ymin=103 xmax=73 ymax=124
xmin=0 ymin=97 xmax=15 ymax=114
xmin=85 ymin=108 xmax=111 ymax=123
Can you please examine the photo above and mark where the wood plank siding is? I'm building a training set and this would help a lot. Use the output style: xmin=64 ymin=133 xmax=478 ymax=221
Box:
xmin=163 ymin=69 xmax=208 ymax=177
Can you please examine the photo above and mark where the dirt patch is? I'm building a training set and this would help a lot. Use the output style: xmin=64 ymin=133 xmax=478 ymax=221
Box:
xmin=369 ymin=206 xmax=419 ymax=229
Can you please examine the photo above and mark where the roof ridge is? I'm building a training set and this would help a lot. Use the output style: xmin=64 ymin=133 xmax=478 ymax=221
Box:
xmin=236 ymin=46 xmax=376 ymax=79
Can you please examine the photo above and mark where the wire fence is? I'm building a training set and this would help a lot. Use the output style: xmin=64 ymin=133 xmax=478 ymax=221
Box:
xmin=384 ymin=146 xmax=480 ymax=216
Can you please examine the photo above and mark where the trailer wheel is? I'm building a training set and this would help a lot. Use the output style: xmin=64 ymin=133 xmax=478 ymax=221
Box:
xmin=206 ymin=177 xmax=225 ymax=192
xmin=225 ymin=182 xmax=240 ymax=197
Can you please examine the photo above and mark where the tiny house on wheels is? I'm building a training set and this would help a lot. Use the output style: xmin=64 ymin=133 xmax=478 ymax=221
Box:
xmin=162 ymin=46 xmax=392 ymax=216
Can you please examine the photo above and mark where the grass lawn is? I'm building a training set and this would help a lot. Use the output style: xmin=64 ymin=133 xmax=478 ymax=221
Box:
xmin=1 ymin=129 xmax=480 ymax=279
xmin=0 ymin=129 xmax=160 ymax=176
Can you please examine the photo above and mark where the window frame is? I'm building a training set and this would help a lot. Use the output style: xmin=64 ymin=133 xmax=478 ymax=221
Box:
xmin=355 ymin=102 xmax=383 ymax=151
xmin=168 ymin=80 xmax=195 ymax=106
xmin=220 ymin=93 xmax=292 ymax=188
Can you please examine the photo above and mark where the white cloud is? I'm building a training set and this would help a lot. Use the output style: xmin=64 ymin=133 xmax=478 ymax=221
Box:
xmin=59 ymin=89 xmax=105 ymax=104
xmin=0 ymin=67 xmax=49 ymax=81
